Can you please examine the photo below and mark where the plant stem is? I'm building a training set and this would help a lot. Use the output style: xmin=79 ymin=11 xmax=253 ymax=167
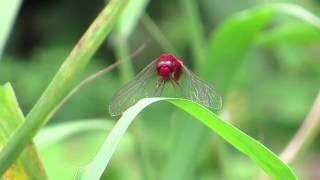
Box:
xmin=280 ymin=91 xmax=320 ymax=164
xmin=0 ymin=0 xmax=129 ymax=174
xmin=259 ymin=90 xmax=320 ymax=180
xmin=181 ymin=0 xmax=206 ymax=72
xmin=115 ymin=35 xmax=134 ymax=82
xmin=142 ymin=14 xmax=178 ymax=55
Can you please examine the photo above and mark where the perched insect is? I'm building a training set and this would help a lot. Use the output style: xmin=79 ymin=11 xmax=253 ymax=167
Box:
xmin=109 ymin=53 xmax=222 ymax=116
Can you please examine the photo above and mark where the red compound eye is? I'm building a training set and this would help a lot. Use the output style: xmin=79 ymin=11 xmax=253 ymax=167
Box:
xmin=158 ymin=66 xmax=172 ymax=77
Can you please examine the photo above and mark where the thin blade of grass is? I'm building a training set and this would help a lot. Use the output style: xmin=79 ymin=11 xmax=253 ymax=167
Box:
xmin=142 ymin=14 xmax=179 ymax=55
xmin=75 ymin=99 xmax=147 ymax=180
xmin=76 ymin=98 xmax=297 ymax=180
xmin=0 ymin=0 xmax=22 ymax=60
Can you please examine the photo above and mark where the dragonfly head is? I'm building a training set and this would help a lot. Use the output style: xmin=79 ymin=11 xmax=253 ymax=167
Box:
xmin=156 ymin=53 xmax=182 ymax=80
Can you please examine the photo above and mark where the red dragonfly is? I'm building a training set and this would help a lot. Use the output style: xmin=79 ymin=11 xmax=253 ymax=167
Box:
xmin=109 ymin=53 xmax=222 ymax=116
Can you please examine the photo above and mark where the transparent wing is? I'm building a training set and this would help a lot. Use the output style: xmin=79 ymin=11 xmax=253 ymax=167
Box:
xmin=109 ymin=60 xmax=159 ymax=116
xmin=179 ymin=64 xmax=223 ymax=110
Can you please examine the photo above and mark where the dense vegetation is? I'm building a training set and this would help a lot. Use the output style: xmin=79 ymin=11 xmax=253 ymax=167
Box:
xmin=0 ymin=0 xmax=320 ymax=179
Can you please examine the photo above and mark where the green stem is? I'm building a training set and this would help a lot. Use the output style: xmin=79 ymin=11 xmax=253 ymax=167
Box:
xmin=115 ymin=35 xmax=134 ymax=82
xmin=180 ymin=0 xmax=206 ymax=72
xmin=0 ymin=0 xmax=129 ymax=174
xmin=142 ymin=14 xmax=179 ymax=55
xmin=280 ymin=91 xmax=320 ymax=164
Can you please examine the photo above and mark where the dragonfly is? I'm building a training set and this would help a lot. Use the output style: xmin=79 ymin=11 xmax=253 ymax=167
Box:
xmin=109 ymin=53 xmax=222 ymax=116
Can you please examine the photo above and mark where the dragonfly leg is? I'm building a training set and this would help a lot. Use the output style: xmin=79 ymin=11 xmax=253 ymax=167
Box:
xmin=153 ymin=79 xmax=165 ymax=96
xmin=170 ymin=79 xmax=186 ymax=97
xmin=158 ymin=80 xmax=165 ymax=96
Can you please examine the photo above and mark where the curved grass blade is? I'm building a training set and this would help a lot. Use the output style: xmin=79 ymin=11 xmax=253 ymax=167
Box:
xmin=163 ymin=4 xmax=320 ymax=179
xmin=76 ymin=98 xmax=297 ymax=180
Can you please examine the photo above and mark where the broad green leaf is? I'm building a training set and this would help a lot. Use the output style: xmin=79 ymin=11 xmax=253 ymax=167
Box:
xmin=205 ymin=7 xmax=273 ymax=91
xmin=206 ymin=3 xmax=320 ymax=92
xmin=165 ymin=4 xmax=273 ymax=180
xmin=256 ymin=23 xmax=320 ymax=45
xmin=0 ymin=0 xmax=22 ymax=60
xmin=0 ymin=0 xmax=129 ymax=173
xmin=0 ymin=83 xmax=47 ymax=179
xmin=169 ymin=4 xmax=320 ymax=180
xmin=76 ymin=98 xmax=297 ymax=180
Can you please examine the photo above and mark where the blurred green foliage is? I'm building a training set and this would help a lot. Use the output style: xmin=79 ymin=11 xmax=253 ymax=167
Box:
xmin=0 ymin=0 xmax=320 ymax=179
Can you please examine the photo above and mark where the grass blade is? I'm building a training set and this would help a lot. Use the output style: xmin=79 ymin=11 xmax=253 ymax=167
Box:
xmin=168 ymin=4 xmax=320 ymax=179
xmin=0 ymin=0 xmax=129 ymax=173
xmin=75 ymin=99 xmax=147 ymax=180
xmin=142 ymin=14 xmax=178 ymax=55
xmin=0 ymin=0 xmax=22 ymax=60
xmin=0 ymin=83 xmax=47 ymax=179
xmin=77 ymin=98 xmax=297 ymax=180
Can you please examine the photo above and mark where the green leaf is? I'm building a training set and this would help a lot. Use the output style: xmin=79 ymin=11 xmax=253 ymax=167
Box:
xmin=206 ymin=3 xmax=320 ymax=91
xmin=256 ymin=22 xmax=320 ymax=45
xmin=205 ymin=7 xmax=273 ymax=91
xmin=0 ymin=83 xmax=47 ymax=179
xmin=76 ymin=98 xmax=297 ymax=180
xmin=0 ymin=0 xmax=22 ymax=60
xmin=0 ymin=0 xmax=129 ymax=173
xmin=168 ymin=4 xmax=320 ymax=179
